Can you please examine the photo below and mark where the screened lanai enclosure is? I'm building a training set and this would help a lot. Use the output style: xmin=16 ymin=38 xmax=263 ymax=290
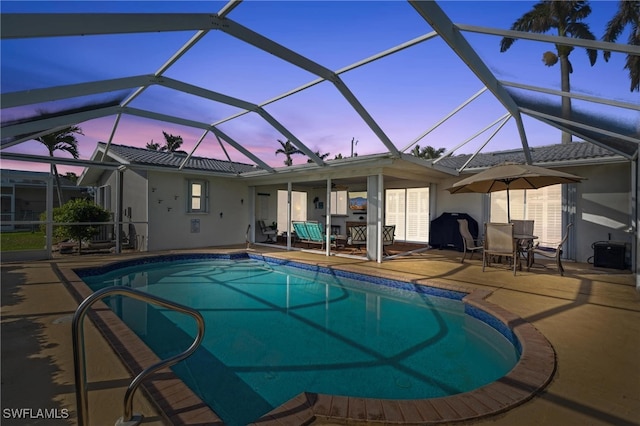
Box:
xmin=1 ymin=1 xmax=638 ymax=267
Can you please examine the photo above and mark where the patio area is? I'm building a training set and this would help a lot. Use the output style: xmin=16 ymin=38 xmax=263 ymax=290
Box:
xmin=1 ymin=245 xmax=638 ymax=425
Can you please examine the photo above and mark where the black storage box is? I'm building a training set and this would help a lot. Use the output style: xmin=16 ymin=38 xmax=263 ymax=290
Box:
xmin=593 ymin=242 xmax=626 ymax=270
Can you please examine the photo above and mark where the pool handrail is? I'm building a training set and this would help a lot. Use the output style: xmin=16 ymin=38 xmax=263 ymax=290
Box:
xmin=72 ymin=285 xmax=205 ymax=426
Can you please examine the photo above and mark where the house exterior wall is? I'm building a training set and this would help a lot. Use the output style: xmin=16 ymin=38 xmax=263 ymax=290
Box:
xmin=147 ymin=172 xmax=249 ymax=251
xmin=121 ymin=169 xmax=148 ymax=250
xmin=92 ymin=168 xmax=148 ymax=248
xmin=567 ymin=162 xmax=632 ymax=265
xmin=435 ymin=177 xmax=487 ymax=228
xmin=433 ymin=162 xmax=632 ymax=265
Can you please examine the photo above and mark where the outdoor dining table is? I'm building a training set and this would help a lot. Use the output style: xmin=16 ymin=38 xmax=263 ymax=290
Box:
xmin=514 ymin=233 xmax=538 ymax=269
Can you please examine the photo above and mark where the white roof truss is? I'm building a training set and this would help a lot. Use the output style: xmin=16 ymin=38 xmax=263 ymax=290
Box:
xmin=409 ymin=0 xmax=533 ymax=165
xmin=1 ymin=0 xmax=638 ymax=174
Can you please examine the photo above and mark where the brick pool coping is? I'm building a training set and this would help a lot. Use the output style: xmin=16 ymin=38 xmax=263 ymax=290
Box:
xmin=59 ymin=251 xmax=556 ymax=425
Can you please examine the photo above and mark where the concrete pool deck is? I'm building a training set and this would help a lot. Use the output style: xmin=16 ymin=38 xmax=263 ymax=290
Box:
xmin=1 ymin=245 xmax=639 ymax=425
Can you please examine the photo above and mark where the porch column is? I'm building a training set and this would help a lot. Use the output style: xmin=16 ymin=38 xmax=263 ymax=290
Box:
xmin=287 ymin=181 xmax=292 ymax=250
xmin=248 ymin=186 xmax=256 ymax=244
xmin=45 ymin=174 xmax=53 ymax=258
xmin=633 ymin=159 xmax=638 ymax=289
xmin=366 ymin=174 xmax=383 ymax=262
xmin=114 ymin=167 xmax=124 ymax=254
xmin=562 ymin=183 xmax=578 ymax=260
xmin=325 ymin=178 xmax=332 ymax=256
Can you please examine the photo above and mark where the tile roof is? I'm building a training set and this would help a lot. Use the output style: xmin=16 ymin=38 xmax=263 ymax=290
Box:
xmin=99 ymin=143 xmax=260 ymax=174
xmin=436 ymin=142 xmax=622 ymax=171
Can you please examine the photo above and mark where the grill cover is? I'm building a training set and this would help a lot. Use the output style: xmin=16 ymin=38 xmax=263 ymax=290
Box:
xmin=430 ymin=212 xmax=479 ymax=251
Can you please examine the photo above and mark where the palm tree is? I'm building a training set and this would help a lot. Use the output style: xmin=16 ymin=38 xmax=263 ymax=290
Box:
xmin=411 ymin=145 xmax=445 ymax=159
xmin=146 ymin=140 xmax=160 ymax=150
xmin=161 ymin=131 xmax=183 ymax=152
xmin=275 ymin=139 xmax=303 ymax=166
xmin=307 ymin=151 xmax=330 ymax=163
xmin=35 ymin=125 xmax=82 ymax=206
xmin=500 ymin=1 xmax=598 ymax=144
xmin=602 ymin=1 xmax=640 ymax=92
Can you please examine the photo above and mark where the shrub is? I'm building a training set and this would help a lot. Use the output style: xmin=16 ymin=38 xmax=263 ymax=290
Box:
xmin=40 ymin=199 xmax=111 ymax=253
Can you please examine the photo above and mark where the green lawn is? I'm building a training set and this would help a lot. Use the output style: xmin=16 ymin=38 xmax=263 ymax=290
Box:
xmin=1 ymin=231 xmax=46 ymax=251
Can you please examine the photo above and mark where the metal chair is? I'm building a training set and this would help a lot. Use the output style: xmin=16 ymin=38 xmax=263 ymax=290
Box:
xmin=511 ymin=219 xmax=534 ymax=236
xmin=457 ymin=219 xmax=483 ymax=263
xmin=528 ymin=223 xmax=573 ymax=276
xmin=483 ymin=222 xmax=517 ymax=275
xmin=382 ymin=225 xmax=396 ymax=256
xmin=257 ymin=220 xmax=277 ymax=243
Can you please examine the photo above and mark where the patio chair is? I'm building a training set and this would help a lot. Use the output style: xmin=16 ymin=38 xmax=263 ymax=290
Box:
xmin=383 ymin=225 xmax=395 ymax=256
xmin=457 ymin=219 xmax=483 ymax=263
xmin=528 ymin=223 xmax=573 ymax=276
xmin=257 ymin=220 xmax=277 ymax=243
xmin=348 ymin=225 xmax=367 ymax=252
xmin=292 ymin=221 xmax=310 ymax=245
xmin=511 ymin=219 xmax=534 ymax=236
xmin=483 ymin=222 xmax=517 ymax=275
xmin=292 ymin=221 xmax=335 ymax=249
xmin=305 ymin=221 xmax=336 ymax=249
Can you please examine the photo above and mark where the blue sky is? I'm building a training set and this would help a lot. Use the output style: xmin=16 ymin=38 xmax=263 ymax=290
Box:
xmin=1 ymin=1 xmax=636 ymax=174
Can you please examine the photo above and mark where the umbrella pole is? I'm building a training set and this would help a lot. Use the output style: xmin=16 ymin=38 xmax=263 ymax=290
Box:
xmin=507 ymin=187 xmax=511 ymax=222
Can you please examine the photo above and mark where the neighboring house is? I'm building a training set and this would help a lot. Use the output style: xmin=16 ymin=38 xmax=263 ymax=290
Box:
xmin=1 ymin=169 xmax=91 ymax=231
xmin=78 ymin=141 xmax=634 ymax=268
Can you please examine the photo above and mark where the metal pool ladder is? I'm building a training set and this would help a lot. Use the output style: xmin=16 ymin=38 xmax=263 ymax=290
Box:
xmin=72 ymin=286 xmax=205 ymax=426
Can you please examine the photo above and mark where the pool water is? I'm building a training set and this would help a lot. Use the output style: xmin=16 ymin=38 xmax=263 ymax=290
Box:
xmin=81 ymin=256 xmax=520 ymax=425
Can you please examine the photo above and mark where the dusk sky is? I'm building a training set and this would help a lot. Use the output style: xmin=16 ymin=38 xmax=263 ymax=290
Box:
xmin=1 ymin=1 xmax=637 ymax=175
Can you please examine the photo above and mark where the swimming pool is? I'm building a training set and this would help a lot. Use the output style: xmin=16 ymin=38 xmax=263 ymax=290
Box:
xmin=78 ymin=253 xmax=522 ymax=425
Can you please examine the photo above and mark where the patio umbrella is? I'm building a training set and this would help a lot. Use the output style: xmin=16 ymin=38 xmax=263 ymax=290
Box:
xmin=447 ymin=162 xmax=584 ymax=222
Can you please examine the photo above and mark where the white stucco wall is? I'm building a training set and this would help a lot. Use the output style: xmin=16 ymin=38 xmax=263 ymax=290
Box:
xmin=568 ymin=162 xmax=632 ymax=264
xmin=147 ymin=172 xmax=250 ymax=251
xmin=434 ymin=177 xmax=487 ymax=226
xmin=431 ymin=162 xmax=632 ymax=265
xmin=121 ymin=169 xmax=148 ymax=250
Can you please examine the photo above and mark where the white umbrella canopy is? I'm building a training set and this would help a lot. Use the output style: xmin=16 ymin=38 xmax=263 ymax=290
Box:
xmin=447 ymin=162 xmax=585 ymax=221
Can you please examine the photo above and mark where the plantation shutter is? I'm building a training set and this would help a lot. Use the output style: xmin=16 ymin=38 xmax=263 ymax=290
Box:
xmin=405 ymin=188 xmax=429 ymax=242
xmin=385 ymin=189 xmax=405 ymax=240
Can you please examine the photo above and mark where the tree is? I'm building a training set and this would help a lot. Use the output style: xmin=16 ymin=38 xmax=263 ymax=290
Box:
xmin=35 ymin=125 xmax=83 ymax=206
xmin=161 ymin=131 xmax=183 ymax=152
xmin=275 ymin=139 xmax=303 ymax=166
xmin=64 ymin=172 xmax=78 ymax=184
xmin=43 ymin=198 xmax=111 ymax=255
xmin=411 ymin=145 xmax=445 ymax=159
xmin=307 ymin=151 xmax=330 ymax=163
xmin=146 ymin=140 xmax=161 ymax=150
xmin=334 ymin=153 xmax=345 ymax=160
xmin=602 ymin=1 xmax=640 ymax=92
xmin=500 ymin=1 xmax=598 ymax=144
